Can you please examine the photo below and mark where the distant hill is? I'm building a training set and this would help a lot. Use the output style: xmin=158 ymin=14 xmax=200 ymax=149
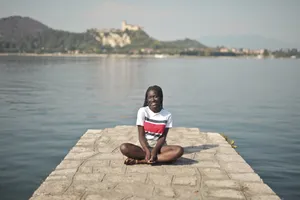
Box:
xmin=0 ymin=16 xmax=206 ymax=53
xmin=199 ymin=35 xmax=298 ymax=50
xmin=0 ymin=16 xmax=49 ymax=41
xmin=162 ymin=38 xmax=206 ymax=49
xmin=0 ymin=16 xmax=98 ymax=53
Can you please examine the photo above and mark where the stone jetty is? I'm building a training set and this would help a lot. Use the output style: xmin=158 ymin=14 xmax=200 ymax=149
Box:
xmin=30 ymin=126 xmax=280 ymax=200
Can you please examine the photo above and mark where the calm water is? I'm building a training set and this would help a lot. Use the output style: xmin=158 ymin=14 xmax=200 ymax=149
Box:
xmin=0 ymin=56 xmax=299 ymax=200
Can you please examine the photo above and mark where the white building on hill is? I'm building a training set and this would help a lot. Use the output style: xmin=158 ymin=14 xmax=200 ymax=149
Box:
xmin=121 ymin=20 xmax=142 ymax=31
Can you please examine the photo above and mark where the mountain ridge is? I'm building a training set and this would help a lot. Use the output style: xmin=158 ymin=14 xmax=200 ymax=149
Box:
xmin=0 ymin=16 xmax=50 ymax=41
xmin=0 ymin=16 xmax=206 ymax=53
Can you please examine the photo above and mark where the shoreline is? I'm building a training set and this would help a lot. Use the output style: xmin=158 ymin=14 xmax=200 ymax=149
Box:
xmin=0 ymin=53 xmax=178 ymax=59
xmin=0 ymin=53 xmax=298 ymax=59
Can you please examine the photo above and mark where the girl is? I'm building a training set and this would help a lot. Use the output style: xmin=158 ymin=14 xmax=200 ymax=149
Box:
xmin=120 ymin=85 xmax=184 ymax=165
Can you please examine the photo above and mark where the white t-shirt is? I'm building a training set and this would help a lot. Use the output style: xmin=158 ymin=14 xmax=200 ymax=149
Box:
xmin=136 ymin=106 xmax=173 ymax=140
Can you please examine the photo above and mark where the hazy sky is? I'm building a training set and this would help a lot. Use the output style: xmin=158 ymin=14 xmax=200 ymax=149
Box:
xmin=1 ymin=0 xmax=299 ymax=44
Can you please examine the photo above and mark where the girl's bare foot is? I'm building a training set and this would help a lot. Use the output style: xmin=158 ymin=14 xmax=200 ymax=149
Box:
xmin=124 ymin=158 xmax=152 ymax=165
xmin=124 ymin=158 xmax=137 ymax=165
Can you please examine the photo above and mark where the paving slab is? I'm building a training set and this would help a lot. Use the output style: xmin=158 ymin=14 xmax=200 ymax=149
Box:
xmin=30 ymin=125 xmax=280 ymax=200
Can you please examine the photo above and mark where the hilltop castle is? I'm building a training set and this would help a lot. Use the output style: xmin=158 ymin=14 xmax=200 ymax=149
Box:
xmin=121 ymin=20 xmax=142 ymax=31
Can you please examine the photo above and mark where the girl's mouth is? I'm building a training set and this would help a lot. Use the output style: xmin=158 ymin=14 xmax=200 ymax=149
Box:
xmin=151 ymin=102 xmax=158 ymax=107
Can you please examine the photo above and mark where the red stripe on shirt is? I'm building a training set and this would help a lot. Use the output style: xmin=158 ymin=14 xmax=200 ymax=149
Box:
xmin=144 ymin=121 xmax=166 ymax=134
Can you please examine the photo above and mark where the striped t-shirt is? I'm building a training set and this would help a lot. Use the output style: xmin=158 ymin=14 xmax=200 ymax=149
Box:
xmin=136 ymin=106 xmax=173 ymax=140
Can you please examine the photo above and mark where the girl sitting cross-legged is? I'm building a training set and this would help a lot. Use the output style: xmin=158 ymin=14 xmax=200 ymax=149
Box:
xmin=120 ymin=85 xmax=184 ymax=165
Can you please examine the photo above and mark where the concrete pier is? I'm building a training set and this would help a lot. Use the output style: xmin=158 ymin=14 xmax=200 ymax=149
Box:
xmin=30 ymin=126 xmax=280 ymax=200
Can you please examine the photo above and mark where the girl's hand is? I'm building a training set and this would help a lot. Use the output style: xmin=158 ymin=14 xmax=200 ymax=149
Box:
xmin=149 ymin=155 xmax=157 ymax=163
xmin=145 ymin=149 xmax=151 ymax=162
xmin=149 ymin=150 xmax=158 ymax=163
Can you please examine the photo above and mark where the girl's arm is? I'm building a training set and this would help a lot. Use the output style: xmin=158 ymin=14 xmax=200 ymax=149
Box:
xmin=136 ymin=108 xmax=150 ymax=153
xmin=138 ymin=125 xmax=151 ymax=161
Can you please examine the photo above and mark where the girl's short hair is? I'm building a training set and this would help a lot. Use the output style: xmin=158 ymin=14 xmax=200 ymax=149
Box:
xmin=143 ymin=85 xmax=163 ymax=107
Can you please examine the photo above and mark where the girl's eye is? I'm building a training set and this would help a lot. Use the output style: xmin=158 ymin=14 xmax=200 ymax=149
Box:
xmin=148 ymin=95 xmax=159 ymax=100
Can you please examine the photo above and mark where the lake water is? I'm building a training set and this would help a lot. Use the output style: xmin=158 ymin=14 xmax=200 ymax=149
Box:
xmin=0 ymin=56 xmax=299 ymax=200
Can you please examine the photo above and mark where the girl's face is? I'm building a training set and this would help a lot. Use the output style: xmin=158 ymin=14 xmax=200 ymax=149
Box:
xmin=147 ymin=90 xmax=162 ymax=112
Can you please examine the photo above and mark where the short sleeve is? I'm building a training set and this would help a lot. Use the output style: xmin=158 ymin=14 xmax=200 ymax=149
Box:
xmin=136 ymin=107 xmax=145 ymax=126
xmin=166 ymin=114 xmax=173 ymax=128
